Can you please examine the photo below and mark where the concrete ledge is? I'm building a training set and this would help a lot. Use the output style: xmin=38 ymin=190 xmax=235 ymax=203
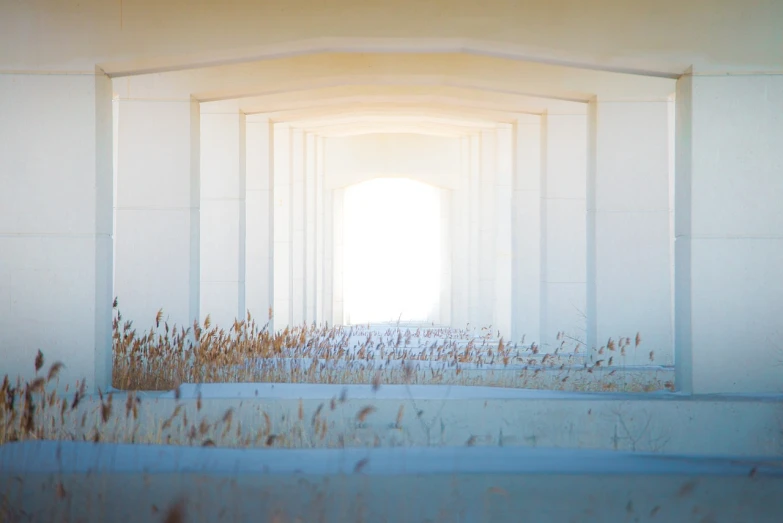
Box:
xmin=51 ymin=384 xmax=783 ymax=455
xmin=151 ymin=382 xmax=774 ymax=402
xmin=1 ymin=441 xmax=782 ymax=523
xmin=2 ymin=440 xmax=781 ymax=476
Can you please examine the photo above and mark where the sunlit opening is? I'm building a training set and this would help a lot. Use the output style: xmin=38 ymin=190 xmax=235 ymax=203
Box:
xmin=343 ymin=178 xmax=441 ymax=325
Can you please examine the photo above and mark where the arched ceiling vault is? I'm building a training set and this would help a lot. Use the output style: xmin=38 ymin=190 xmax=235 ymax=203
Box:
xmin=276 ymin=113 xmax=502 ymax=132
xmin=118 ymin=51 xmax=669 ymax=138
xmin=200 ymin=85 xmax=586 ymax=116
xmin=116 ymin=53 xmax=675 ymax=104
xmin=251 ymin=104 xmax=524 ymax=124
xmin=293 ymin=124 xmax=477 ymax=139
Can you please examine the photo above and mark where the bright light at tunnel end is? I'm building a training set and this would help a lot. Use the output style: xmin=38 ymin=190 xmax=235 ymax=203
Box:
xmin=343 ymin=178 xmax=442 ymax=325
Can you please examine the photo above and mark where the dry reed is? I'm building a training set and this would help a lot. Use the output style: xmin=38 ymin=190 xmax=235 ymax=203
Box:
xmin=0 ymin=302 xmax=671 ymax=449
xmin=111 ymin=303 xmax=668 ymax=393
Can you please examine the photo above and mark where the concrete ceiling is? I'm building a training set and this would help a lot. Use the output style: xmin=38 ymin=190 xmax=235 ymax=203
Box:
xmin=276 ymin=113 xmax=502 ymax=133
xmin=201 ymin=85 xmax=586 ymax=116
xmin=3 ymin=1 xmax=782 ymax=75
xmin=42 ymin=0 xmax=764 ymax=137
xmin=117 ymin=52 xmax=667 ymax=136
xmin=252 ymin=104 xmax=518 ymax=124
xmin=283 ymin=124 xmax=476 ymax=138
xmin=118 ymin=53 xmax=675 ymax=103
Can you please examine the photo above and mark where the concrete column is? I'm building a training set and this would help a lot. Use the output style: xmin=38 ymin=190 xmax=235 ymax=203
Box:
xmin=245 ymin=116 xmax=274 ymax=328
xmin=494 ymin=125 xmax=513 ymax=338
xmin=199 ymin=109 xmax=246 ymax=328
xmin=450 ymin=136 xmax=471 ymax=328
xmin=315 ymin=137 xmax=326 ymax=324
xmin=115 ymin=97 xmax=200 ymax=332
xmin=587 ymin=99 xmax=673 ymax=364
xmin=675 ymin=73 xmax=783 ymax=394
xmin=478 ymin=130 xmax=497 ymax=329
xmin=0 ymin=71 xmax=113 ymax=391
xmin=272 ymin=124 xmax=291 ymax=327
xmin=468 ymin=135 xmax=482 ymax=328
xmin=512 ymin=114 xmax=542 ymax=344
xmin=291 ymin=129 xmax=306 ymax=326
xmin=305 ymin=134 xmax=318 ymax=324
xmin=540 ymin=112 xmax=587 ymax=351
xmin=439 ymin=189 xmax=452 ymax=326
xmin=332 ymin=188 xmax=345 ymax=325
xmin=322 ymin=186 xmax=334 ymax=325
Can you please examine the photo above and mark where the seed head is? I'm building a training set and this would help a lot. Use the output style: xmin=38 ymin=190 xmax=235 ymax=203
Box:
xmin=356 ymin=405 xmax=376 ymax=423
xmin=35 ymin=351 xmax=44 ymax=374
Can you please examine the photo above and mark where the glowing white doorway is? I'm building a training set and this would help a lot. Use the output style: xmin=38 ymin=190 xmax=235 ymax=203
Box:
xmin=343 ymin=178 xmax=441 ymax=324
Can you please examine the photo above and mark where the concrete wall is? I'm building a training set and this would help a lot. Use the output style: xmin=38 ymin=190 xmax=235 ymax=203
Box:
xmin=540 ymin=113 xmax=587 ymax=350
xmin=0 ymin=71 xmax=113 ymax=392
xmin=245 ymin=117 xmax=274 ymax=326
xmin=513 ymin=115 xmax=542 ymax=343
xmin=200 ymin=107 xmax=246 ymax=327
xmin=587 ymin=100 xmax=673 ymax=365
xmin=114 ymin=94 xmax=200 ymax=332
xmin=675 ymin=73 xmax=783 ymax=394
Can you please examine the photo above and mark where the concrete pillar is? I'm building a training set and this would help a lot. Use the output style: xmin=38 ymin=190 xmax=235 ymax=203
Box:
xmin=332 ymin=188 xmax=345 ymax=325
xmin=450 ymin=137 xmax=472 ymax=328
xmin=305 ymin=134 xmax=318 ymax=324
xmin=322 ymin=185 xmax=335 ymax=325
xmin=587 ymin=99 xmax=673 ymax=364
xmin=494 ymin=125 xmax=513 ymax=338
xmin=675 ymin=73 xmax=783 ymax=394
xmin=199 ymin=109 xmax=246 ymax=328
xmin=115 ymin=97 xmax=200 ymax=332
xmin=478 ymin=130 xmax=497 ymax=329
xmin=315 ymin=137 xmax=326 ymax=325
xmin=245 ymin=117 xmax=274 ymax=328
xmin=291 ymin=129 xmax=306 ymax=326
xmin=468 ymin=135 xmax=482 ymax=328
xmin=439 ymin=189 xmax=452 ymax=326
xmin=0 ymin=71 xmax=113 ymax=391
xmin=540 ymin=113 xmax=587 ymax=351
xmin=512 ymin=114 xmax=542 ymax=344
xmin=272 ymin=124 xmax=291 ymax=327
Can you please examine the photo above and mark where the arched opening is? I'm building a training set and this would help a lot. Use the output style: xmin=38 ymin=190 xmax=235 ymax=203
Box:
xmin=342 ymin=178 xmax=442 ymax=325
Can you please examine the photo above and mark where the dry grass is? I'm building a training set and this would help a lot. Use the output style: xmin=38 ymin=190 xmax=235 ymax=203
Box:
xmin=112 ymin=303 xmax=670 ymax=393
xmin=2 ymin=356 xmax=394 ymax=449
xmin=0 ymin=303 xmax=671 ymax=448
xmin=0 ymin=353 xmax=668 ymax=451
